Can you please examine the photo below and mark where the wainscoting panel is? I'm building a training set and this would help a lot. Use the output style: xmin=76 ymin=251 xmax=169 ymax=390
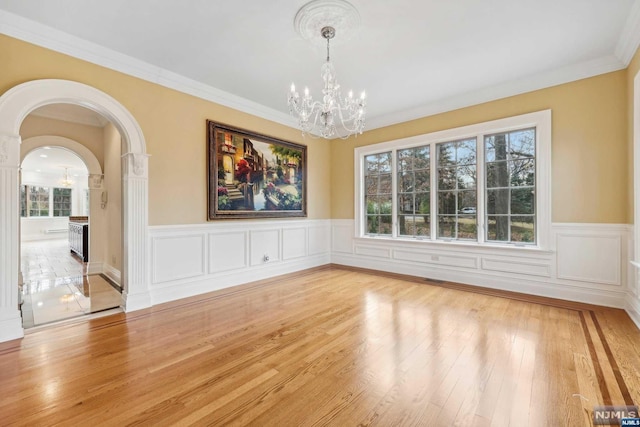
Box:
xmin=309 ymin=225 xmax=330 ymax=256
xmin=480 ymin=257 xmax=550 ymax=277
xmin=556 ymin=231 xmax=620 ymax=286
xmin=330 ymin=220 xmax=629 ymax=308
xmin=148 ymin=220 xmax=331 ymax=305
xmin=152 ymin=234 xmax=206 ymax=284
xmin=250 ymin=229 xmax=280 ymax=266
xmin=282 ymin=227 xmax=307 ymax=260
xmin=209 ymin=231 xmax=247 ymax=273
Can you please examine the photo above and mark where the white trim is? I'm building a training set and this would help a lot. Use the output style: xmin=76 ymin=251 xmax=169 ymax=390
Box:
xmin=615 ymin=0 xmax=640 ymax=66
xmin=148 ymin=219 xmax=331 ymax=305
xmin=0 ymin=9 xmax=628 ymax=134
xmin=331 ymin=219 xmax=630 ymax=308
xmin=103 ymin=263 xmax=122 ymax=287
xmin=355 ymin=110 xmax=552 ymax=250
xmin=0 ymin=79 xmax=151 ymax=343
xmin=626 ymin=295 xmax=640 ymax=331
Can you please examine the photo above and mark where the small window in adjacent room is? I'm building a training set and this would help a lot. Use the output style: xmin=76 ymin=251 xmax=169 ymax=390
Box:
xmin=27 ymin=186 xmax=50 ymax=217
xmin=53 ymin=188 xmax=72 ymax=217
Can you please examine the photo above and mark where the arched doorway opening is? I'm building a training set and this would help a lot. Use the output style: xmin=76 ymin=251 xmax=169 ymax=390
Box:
xmin=19 ymin=137 xmax=123 ymax=327
xmin=0 ymin=79 xmax=151 ymax=342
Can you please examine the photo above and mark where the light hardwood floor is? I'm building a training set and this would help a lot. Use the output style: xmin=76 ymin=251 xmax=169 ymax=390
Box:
xmin=1 ymin=265 xmax=639 ymax=426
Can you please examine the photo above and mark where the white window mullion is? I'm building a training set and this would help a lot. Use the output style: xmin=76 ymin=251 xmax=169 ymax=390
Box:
xmin=430 ymin=142 xmax=437 ymax=241
xmin=391 ymin=149 xmax=398 ymax=238
xmin=476 ymin=133 xmax=486 ymax=244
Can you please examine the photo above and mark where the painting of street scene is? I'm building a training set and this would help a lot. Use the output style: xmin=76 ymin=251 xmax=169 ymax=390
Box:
xmin=208 ymin=122 xmax=306 ymax=219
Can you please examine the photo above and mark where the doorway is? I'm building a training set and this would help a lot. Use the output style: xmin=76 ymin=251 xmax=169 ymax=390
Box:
xmin=19 ymin=143 xmax=121 ymax=327
xmin=0 ymin=78 xmax=151 ymax=342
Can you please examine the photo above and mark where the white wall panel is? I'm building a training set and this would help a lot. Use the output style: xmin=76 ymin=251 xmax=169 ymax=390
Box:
xmin=332 ymin=221 xmax=630 ymax=308
xmin=355 ymin=245 xmax=390 ymax=259
xmin=481 ymin=257 xmax=550 ymax=277
xmin=556 ymin=233 xmax=620 ymax=286
xmin=394 ymin=249 xmax=478 ymax=269
xmin=209 ymin=231 xmax=246 ymax=273
xmin=250 ymin=229 xmax=280 ymax=266
xmin=309 ymin=224 xmax=330 ymax=255
xmin=147 ymin=220 xmax=330 ymax=305
xmin=332 ymin=221 xmax=353 ymax=253
xmin=152 ymin=234 xmax=205 ymax=284
xmin=283 ymin=227 xmax=307 ymax=260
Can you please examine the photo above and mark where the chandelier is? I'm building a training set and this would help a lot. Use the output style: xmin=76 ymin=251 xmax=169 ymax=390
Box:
xmin=60 ymin=167 xmax=73 ymax=187
xmin=288 ymin=25 xmax=366 ymax=139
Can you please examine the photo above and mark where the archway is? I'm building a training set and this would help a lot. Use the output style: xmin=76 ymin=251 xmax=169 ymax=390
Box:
xmin=0 ymin=79 xmax=151 ymax=342
xmin=21 ymin=136 xmax=105 ymax=278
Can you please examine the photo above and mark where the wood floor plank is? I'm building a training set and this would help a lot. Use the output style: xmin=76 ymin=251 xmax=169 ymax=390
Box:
xmin=1 ymin=265 xmax=639 ymax=426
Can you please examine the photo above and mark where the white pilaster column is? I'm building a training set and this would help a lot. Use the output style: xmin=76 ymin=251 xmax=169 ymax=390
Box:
xmin=0 ymin=133 xmax=24 ymax=341
xmin=121 ymin=152 xmax=151 ymax=311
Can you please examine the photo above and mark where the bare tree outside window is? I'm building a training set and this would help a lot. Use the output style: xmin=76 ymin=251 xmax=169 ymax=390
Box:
xmin=436 ymin=138 xmax=477 ymax=240
xmin=485 ymin=128 xmax=536 ymax=243
xmin=364 ymin=152 xmax=393 ymax=235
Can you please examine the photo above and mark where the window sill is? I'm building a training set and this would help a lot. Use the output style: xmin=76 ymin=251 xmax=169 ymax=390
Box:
xmin=355 ymin=235 xmax=554 ymax=255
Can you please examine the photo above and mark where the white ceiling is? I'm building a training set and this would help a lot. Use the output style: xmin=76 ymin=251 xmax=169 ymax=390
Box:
xmin=1 ymin=0 xmax=638 ymax=131
xmin=22 ymin=147 xmax=88 ymax=177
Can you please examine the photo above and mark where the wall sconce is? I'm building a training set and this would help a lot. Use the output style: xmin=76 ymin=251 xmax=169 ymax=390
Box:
xmin=101 ymin=191 xmax=108 ymax=209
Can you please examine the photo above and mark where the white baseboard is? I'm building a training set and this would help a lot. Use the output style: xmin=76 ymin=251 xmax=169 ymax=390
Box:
xmin=626 ymin=295 xmax=640 ymax=330
xmin=150 ymin=253 xmax=330 ymax=305
xmin=86 ymin=261 xmax=103 ymax=275
xmin=331 ymin=254 xmax=626 ymax=308
xmin=102 ymin=263 xmax=122 ymax=287
xmin=0 ymin=313 xmax=24 ymax=342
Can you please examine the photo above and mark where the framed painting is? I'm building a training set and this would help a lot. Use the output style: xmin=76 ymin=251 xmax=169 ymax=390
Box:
xmin=207 ymin=121 xmax=307 ymax=219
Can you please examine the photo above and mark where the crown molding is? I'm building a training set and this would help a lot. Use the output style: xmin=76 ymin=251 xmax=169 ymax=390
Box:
xmin=0 ymin=8 xmax=632 ymax=135
xmin=615 ymin=0 xmax=640 ymax=66
xmin=365 ymin=54 xmax=626 ymax=132
xmin=0 ymin=9 xmax=296 ymax=129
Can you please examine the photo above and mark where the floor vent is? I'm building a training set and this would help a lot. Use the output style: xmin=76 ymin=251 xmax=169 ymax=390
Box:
xmin=424 ymin=277 xmax=445 ymax=284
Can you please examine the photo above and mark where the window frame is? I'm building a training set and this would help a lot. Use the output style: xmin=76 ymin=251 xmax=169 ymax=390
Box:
xmin=21 ymin=185 xmax=74 ymax=218
xmin=354 ymin=110 xmax=551 ymax=251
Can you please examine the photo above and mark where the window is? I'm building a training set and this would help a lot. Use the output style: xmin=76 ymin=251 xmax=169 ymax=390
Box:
xmin=364 ymin=152 xmax=392 ymax=235
xmin=355 ymin=110 xmax=551 ymax=249
xmin=398 ymin=146 xmax=430 ymax=237
xmin=27 ymin=186 xmax=50 ymax=217
xmin=437 ymin=138 xmax=477 ymax=240
xmin=53 ymin=188 xmax=72 ymax=217
xmin=485 ymin=128 xmax=536 ymax=243
xmin=21 ymin=186 xmax=73 ymax=218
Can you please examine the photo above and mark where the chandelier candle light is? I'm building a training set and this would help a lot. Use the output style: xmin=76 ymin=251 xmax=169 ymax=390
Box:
xmin=288 ymin=25 xmax=366 ymax=139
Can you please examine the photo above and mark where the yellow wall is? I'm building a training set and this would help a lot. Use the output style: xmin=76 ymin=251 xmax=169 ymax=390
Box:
xmin=103 ymin=123 xmax=122 ymax=271
xmin=20 ymin=115 xmax=105 ymax=167
xmin=1 ymin=35 xmax=331 ymax=225
xmin=331 ymin=71 xmax=628 ymax=223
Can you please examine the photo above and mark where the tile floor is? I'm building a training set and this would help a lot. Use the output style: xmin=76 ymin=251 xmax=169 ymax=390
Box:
xmin=20 ymin=239 xmax=123 ymax=328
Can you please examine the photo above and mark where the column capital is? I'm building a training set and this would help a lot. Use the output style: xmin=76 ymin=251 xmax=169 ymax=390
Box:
xmin=88 ymin=174 xmax=104 ymax=190
xmin=0 ymin=133 xmax=21 ymax=167
xmin=122 ymin=152 xmax=150 ymax=179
